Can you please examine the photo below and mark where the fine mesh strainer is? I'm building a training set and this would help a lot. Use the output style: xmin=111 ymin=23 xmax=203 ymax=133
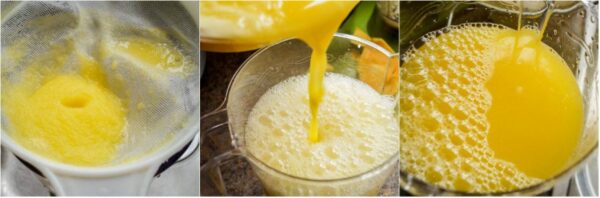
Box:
xmin=1 ymin=1 xmax=199 ymax=195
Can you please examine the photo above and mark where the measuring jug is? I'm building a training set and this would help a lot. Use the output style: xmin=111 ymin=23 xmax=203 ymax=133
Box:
xmin=201 ymin=33 xmax=400 ymax=196
xmin=1 ymin=1 xmax=200 ymax=195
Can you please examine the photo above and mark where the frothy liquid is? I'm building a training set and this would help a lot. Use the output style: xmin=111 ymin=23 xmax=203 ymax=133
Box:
xmin=246 ymin=74 xmax=399 ymax=180
xmin=400 ymin=23 xmax=583 ymax=192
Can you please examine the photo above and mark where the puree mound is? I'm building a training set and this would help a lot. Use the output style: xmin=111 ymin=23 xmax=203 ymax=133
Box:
xmin=5 ymin=75 xmax=125 ymax=166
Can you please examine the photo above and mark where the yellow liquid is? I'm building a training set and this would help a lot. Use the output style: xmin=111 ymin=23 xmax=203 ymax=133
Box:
xmin=200 ymin=1 xmax=358 ymax=142
xmin=400 ymin=24 xmax=583 ymax=192
xmin=246 ymin=74 xmax=399 ymax=194
xmin=115 ymin=38 xmax=186 ymax=73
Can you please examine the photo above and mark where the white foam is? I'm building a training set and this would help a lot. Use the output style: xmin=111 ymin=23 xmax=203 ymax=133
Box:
xmin=246 ymin=73 xmax=399 ymax=179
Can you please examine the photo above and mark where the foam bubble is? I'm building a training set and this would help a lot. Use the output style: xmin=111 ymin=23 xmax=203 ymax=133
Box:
xmin=246 ymin=73 xmax=399 ymax=180
xmin=400 ymin=23 xmax=541 ymax=193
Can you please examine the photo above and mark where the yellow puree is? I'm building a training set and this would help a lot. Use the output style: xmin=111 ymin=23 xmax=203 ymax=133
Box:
xmin=2 ymin=40 xmax=127 ymax=166
xmin=5 ymin=75 xmax=124 ymax=166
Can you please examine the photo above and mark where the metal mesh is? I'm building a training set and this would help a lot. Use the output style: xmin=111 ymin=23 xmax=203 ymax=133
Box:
xmin=1 ymin=1 xmax=199 ymax=165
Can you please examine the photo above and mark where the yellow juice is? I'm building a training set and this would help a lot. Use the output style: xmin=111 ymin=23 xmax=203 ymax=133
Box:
xmin=400 ymin=23 xmax=583 ymax=192
xmin=200 ymin=1 xmax=358 ymax=142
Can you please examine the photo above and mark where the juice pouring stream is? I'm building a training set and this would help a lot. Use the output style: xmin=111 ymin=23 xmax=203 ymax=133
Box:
xmin=200 ymin=1 xmax=359 ymax=142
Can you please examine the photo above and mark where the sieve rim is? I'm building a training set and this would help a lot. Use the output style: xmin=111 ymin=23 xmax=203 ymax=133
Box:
xmin=0 ymin=0 xmax=201 ymax=177
xmin=0 ymin=117 xmax=200 ymax=177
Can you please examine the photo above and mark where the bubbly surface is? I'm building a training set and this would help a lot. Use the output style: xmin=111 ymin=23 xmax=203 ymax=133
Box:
xmin=400 ymin=23 xmax=583 ymax=192
xmin=246 ymin=74 xmax=399 ymax=179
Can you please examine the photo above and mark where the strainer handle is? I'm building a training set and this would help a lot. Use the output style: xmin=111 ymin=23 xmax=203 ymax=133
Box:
xmin=40 ymin=164 xmax=160 ymax=196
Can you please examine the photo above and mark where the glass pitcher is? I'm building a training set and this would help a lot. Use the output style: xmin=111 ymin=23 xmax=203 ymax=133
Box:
xmin=199 ymin=1 xmax=358 ymax=53
xmin=201 ymin=33 xmax=399 ymax=196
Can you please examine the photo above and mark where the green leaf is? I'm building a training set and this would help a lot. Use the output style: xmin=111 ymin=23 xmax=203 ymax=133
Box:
xmin=339 ymin=2 xmax=377 ymax=35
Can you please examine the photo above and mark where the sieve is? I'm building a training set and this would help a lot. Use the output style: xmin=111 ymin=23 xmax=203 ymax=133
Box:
xmin=1 ymin=1 xmax=199 ymax=195
xmin=399 ymin=0 xmax=598 ymax=195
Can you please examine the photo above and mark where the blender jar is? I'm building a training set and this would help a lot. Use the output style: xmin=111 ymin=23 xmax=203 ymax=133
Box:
xmin=399 ymin=0 xmax=598 ymax=195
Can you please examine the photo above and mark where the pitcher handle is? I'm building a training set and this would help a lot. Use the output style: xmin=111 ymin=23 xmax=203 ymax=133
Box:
xmin=200 ymin=106 xmax=241 ymax=195
xmin=200 ymin=149 xmax=242 ymax=196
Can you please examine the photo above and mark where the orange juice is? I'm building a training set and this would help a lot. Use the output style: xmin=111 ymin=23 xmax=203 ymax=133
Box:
xmin=400 ymin=23 xmax=583 ymax=192
xmin=200 ymin=1 xmax=358 ymax=142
